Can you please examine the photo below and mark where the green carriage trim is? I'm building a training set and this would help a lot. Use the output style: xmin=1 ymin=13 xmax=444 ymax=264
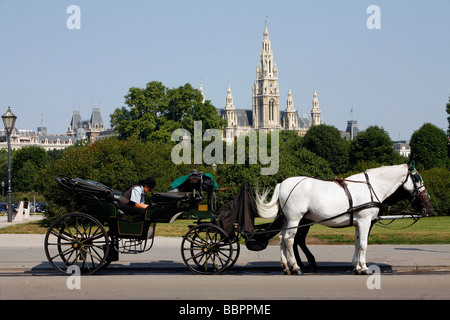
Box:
xmin=117 ymin=220 xmax=145 ymax=236
xmin=85 ymin=199 xmax=117 ymax=218
xmin=170 ymin=173 xmax=218 ymax=190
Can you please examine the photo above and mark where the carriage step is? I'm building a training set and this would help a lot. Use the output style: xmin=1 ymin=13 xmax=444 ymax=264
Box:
xmin=107 ymin=246 xmax=119 ymax=262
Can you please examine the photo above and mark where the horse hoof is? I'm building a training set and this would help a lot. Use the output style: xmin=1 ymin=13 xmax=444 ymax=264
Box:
xmin=292 ymin=269 xmax=303 ymax=275
xmin=284 ymin=269 xmax=291 ymax=275
xmin=354 ymin=269 xmax=361 ymax=275
xmin=309 ymin=263 xmax=318 ymax=274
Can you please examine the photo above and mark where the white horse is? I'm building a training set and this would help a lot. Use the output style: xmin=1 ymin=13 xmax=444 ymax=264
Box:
xmin=255 ymin=164 xmax=433 ymax=275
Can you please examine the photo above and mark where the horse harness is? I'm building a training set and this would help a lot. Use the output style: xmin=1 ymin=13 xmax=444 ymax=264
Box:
xmin=253 ymin=168 xmax=427 ymax=237
xmin=329 ymin=169 xmax=429 ymax=227
xmin=280 ymin=173 xmax=384 ymax=229
xmin=334 ymin=172 xmax=382 ymax=227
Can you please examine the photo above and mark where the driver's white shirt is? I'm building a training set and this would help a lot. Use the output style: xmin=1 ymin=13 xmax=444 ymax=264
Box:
xmin=130 ymin=186 xmax=145 ymax=204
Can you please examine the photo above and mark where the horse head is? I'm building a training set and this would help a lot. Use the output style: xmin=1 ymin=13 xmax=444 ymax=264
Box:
xmin=401 ymin=163 xmax=433 ymax=217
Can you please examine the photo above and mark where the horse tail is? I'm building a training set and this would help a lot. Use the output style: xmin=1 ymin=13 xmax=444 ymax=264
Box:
xmin=255 ymin=183 xmax=281 ymax=219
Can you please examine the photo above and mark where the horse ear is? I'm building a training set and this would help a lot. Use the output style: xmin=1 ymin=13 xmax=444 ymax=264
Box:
xmin=409 ymin=161 xmax=416 ymax=171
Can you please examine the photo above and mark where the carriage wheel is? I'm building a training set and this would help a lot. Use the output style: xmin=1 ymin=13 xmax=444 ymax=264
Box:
xmin=181 ymin=224 xmax=233 ymax=275
xmin=44 ymin=212 xmax=109 ymax=275
xmin=224 ymin=230 xmax=240 ymax=271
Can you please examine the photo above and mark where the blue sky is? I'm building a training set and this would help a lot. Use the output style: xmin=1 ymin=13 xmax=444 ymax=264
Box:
xmin=0 ymin=0 xmax=448 ymax=141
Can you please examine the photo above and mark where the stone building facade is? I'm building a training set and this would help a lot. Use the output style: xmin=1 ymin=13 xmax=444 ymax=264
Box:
xmin=0 ymin=108 xmax=113 ymax=151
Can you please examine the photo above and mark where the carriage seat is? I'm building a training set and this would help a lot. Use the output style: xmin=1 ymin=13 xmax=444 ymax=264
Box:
xmin=151 ymin=192 xmax=193 ymax=203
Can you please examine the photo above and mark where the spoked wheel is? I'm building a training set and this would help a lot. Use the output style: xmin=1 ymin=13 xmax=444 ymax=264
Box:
xmin=44 ymin=212 xmax=109 ymax=275
xmin=181 ymin=224 xmax=234 ymax=275
xmin=225 ymin=231 xmax=240 ymax=271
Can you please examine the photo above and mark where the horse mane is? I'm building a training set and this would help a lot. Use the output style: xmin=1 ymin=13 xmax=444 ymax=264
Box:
xmin=383 ymin=185 xmax=410 ymax=205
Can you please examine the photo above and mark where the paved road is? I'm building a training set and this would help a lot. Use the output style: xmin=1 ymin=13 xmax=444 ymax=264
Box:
xmin=1 ymin=216 xmax=450 ymax=302
xmin=1 ymin=233 xmax=450 ymax=272
xmin=0 ymin=233 xmax=450 ymax=301
xmin=2 ymin=272 xmax=450 ymax=300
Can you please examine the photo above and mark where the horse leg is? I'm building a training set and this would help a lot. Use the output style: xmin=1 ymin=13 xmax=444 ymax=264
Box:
xmin=352 ymin=225 xmax=360 ymax=269
xmin=279 ymin=230 xmax=290 ymax=275
xmin=294 ymin=221 xmax=317 ymax=273
xmin=354 ymin=219 xmax=372 ymax=275
xmin=284 ymin=226 xmax=302 ymax=275
xmin=293 ymin=228 xmax=305 ymax=274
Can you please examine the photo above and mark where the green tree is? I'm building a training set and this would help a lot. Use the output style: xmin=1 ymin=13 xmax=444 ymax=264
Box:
xmin=14 ymin=161 xmax=39 ymax=192
xmin=0 ymin=149 xmax=8 ymax=186
xmin=111 ymin=81 xmax=226 ymax=142
xmin=12 ymin=146 xmax=47 ymax=192
xmin=420 ymin=167 xmax=450 ymax=216
xmin=349 ymin=125 xmax=395 ymax=167
xmin=302 ymin=124 xmax=349 ymax=174
xmin=39 ymin=137 xmax=192 ymax=219
xmin=410 ymin=123 xmax=448 ymax=169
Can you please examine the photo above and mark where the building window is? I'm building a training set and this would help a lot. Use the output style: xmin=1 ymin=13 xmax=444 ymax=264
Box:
xmin=269 ymin=100 xmax=275 ymax=121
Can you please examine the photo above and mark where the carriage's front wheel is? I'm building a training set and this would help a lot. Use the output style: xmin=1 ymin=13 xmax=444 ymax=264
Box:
xmin=44 ymin=212 xmax=109 ymax=275
xmin=181 ymin=224 xmax=233 ymax=275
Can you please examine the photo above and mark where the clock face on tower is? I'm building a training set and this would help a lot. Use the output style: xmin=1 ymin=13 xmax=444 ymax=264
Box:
xmin=269 ymin=82 xmax=273 ymax=87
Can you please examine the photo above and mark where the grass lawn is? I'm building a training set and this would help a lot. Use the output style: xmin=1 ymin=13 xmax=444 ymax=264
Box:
xmin=306 ymin=216 xmax=450 ymax=245
xmin=1 ymin=215 xmax=449 ymax=245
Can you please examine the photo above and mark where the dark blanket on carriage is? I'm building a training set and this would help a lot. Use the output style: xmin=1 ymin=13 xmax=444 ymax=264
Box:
xmin=217 ymin=182 xmax=255 ymax=237
xmin=217 ymin=182 xmax=284 ymax=251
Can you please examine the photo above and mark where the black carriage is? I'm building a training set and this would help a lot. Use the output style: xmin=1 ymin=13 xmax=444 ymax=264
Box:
xmin=44 ymin=172 xmax=267 ymax=276
xmin=44 ymin=167 xmax=428 ymax=276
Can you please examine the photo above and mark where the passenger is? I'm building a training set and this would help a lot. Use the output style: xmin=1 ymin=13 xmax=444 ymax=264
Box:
xmin=117 ymin=177 xmax=156 ymax=220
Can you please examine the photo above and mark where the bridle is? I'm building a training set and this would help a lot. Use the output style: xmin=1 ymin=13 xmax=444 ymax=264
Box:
xmin=400 ymin=168 xmax=432 ymax=216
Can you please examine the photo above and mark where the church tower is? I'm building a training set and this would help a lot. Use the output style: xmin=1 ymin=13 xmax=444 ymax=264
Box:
xmin=224 ymin=85 xmax=236 ymax=127
xmin=252 ymin=21 xmax=280 ymax=131
xmin=311 ymin=90 xmax=323 ymax=126
xmin=199 ymin=83 xmax=205 ymax=103
xmin=224 ymin=85 xmax=237 ymax=142
xmin=284 ymin=89 xmax=298 ymax=129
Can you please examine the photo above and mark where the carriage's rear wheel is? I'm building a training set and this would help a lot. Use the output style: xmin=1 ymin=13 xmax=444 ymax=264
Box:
xmin=44 ymin=212 xmax=109 ymax=275
xmin=181 ymin=224 xmax=234 ymax=275
xmin=224 ymin=230 xmax=240 ymax=271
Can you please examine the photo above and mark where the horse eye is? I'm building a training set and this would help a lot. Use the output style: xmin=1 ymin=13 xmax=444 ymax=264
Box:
xmin=412 ymin=174 xmax=420 ymax=183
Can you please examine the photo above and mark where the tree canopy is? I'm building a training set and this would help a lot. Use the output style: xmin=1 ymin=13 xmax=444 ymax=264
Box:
xmin=410 ymin=123 xmax=448 ymax=169
xmin=349 ymin=125 xmax=396 ymax=167
xmin=110 ymin=81 xmax=226 ymax=142
xmin=11 ymin=146 xmax=47 ymax=192
xmin=302 ymin=124 xmax=349 ymax=174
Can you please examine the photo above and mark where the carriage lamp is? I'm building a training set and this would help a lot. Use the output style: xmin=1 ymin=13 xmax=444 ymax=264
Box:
xmin=211 ymin=163 xmax=217 ymax=171
xmin=2 ymin=107 xmax=17 ymax=222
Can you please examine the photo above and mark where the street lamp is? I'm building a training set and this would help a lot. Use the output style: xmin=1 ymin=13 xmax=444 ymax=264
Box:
xmin=2 ymin=107 xmax=17 ymax=222
xmin=1 ymin=181 xmax=4 ymax=207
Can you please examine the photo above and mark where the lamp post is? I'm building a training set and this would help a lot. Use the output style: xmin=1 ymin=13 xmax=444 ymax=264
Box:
xmin=1 ymin=181 xmax=4 ymax=207
xmin=2 ymin=107 xmax=17 ymax=222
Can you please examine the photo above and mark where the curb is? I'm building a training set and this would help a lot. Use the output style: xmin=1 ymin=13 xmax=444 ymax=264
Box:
xmin=2 ymin=262 xmax=450 ymax=275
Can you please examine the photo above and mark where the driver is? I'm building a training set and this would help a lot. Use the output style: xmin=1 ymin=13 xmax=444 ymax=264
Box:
xmin=117 ymin=177 xmax=156 ymax=220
